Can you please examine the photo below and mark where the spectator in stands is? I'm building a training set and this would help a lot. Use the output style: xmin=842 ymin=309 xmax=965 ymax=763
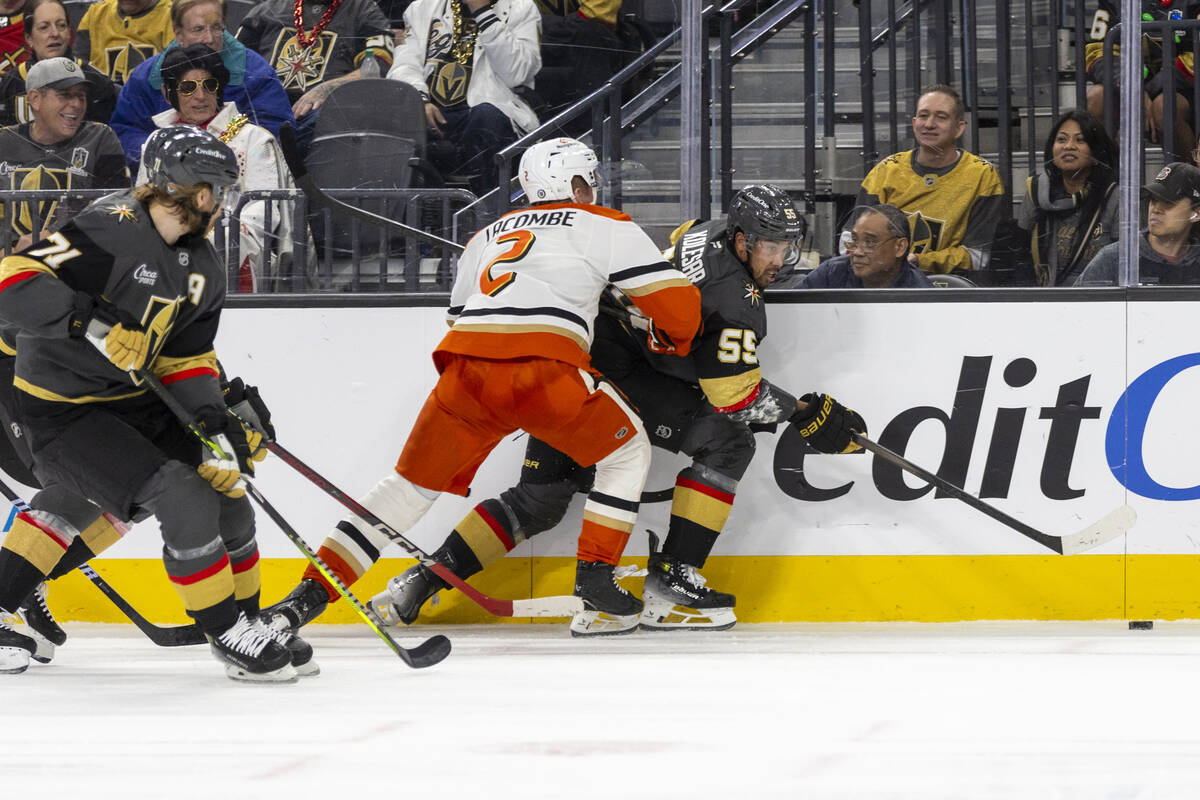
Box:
xmin=76 ymin=0 xmax=175 ymax=85
xmin=236 ymin=0 xmax=394 ymax=141
xmin=1077 ymin=162 xmax=1200 ymax=285
xmin=857 ymin=84 xmax=1005 ymax=275
xmin=390 ymin=0 xmax=540 ymax=196
xmin=0 ymin=57 xmax=127 ymax=251
xmin=534 ymin=1 xmax=626 ymax=122
xmin=136 ymin=44 xmax=304 ymax=292
xmin=109 ymin=0 xmax=294 ymax=169
xmin=797 ymin=204 xmax=932 ymax=289
xmin=0 ymin=0 xmax=28 ymax=76
xmin=0 ymin=0 xmax=118 ymax=126
xmin=1017 ymin=109 xmax=1119 ymax=287
xmin=1083 ymin=1 xmax=1197 ymax=160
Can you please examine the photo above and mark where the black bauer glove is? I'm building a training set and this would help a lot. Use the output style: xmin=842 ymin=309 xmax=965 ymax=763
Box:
xmin=223 ymin=377 xmax=276 ymax=441
xmin=790 ymin=393 xmax=866 ymax=454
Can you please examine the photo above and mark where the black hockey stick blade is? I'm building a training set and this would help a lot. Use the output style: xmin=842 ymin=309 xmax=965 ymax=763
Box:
xmin=277 ymin=122 xmax=464 ymax=253
xmin=77 ymin=565 xmax=207 ymax=646
xmin=0 ymin=476 xmax=208 ymax=647
xmin=852 ymin=433 xmax=1134 ymax=555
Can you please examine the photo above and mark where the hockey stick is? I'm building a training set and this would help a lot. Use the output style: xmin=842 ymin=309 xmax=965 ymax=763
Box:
xmin=0 ymin=478 xmax=206 ymax=646
xmin=262 ymin=440 xmax=585 ymax=619
xmin=277 ymin=123 xmax=465 ymax=253
xmin=851 ymin=433 xmax=1136 ymax=555
xmin=131 ymin=368 xmax=451 ymax=669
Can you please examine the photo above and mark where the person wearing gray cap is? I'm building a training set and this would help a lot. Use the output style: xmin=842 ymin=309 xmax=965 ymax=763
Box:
xmin=0 ymin=55 xmax=127 ymax=252
xmin=1076 ymin=162 xmax=1200 ymax=286
xmin=0 ymin=0 xmax=118 ymax=127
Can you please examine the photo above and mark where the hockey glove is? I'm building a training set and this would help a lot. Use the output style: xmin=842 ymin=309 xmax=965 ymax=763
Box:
xmin=79 ymin=298 xmax=153 ymax=373
xmin=790 ymin=393 xmax=866 ymax=454
xmin=223 ymin=377 xmax=276 ymax=441
xmin=195 ymin=414 xmax=257 ymax=497
xmin=196 ymin=432 xmax=246 ymax=498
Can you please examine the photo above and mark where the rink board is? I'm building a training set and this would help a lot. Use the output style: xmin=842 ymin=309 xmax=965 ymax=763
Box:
xmin=32 ymin=292 xmax=1200 ymax=623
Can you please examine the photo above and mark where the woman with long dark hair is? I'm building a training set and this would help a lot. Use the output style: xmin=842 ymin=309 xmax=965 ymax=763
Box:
xmin=1017 ymin=109 xmax=1119 ymax=286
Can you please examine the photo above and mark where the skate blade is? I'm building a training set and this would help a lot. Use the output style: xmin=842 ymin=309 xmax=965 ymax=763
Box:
xmin=224 ymin=662 xmax=299 ymax=683
xmin=294 ymin=659 xmax=321 ymax=677
xmin=569 ymin=609 xmax=640 ymax=637
xmin=640 ymin=602 xmax=737 ymax=631
xmin=0 ymin=645 xmax=32 ymax=674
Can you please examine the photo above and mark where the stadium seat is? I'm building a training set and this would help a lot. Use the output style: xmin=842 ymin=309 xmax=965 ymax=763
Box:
xmin=62 ymin=0 xmax=96 ymax=27
xmin=225 ymin=0 xmax=256 ymax=34
xmin=304 ymin=79 xmax=429 ymax=260
xmin=928 ymin=273 xmax=978 ymax=288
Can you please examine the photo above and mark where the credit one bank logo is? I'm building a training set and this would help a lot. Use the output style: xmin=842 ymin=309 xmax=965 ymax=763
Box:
xmin=773 ymin=354 xmax=1189 ymax=503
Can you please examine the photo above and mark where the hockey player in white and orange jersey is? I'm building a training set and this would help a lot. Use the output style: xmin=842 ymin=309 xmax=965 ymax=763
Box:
xmin=264 ymin=137 xmax=702 ymax=635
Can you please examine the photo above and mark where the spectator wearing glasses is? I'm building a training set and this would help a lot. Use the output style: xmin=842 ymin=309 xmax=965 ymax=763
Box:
xmin=109 ymin=0 xmax=294 ymax=169
xmin=858 ymin=84 xmax=1005 ymax=276
xmin=1076 ymin=162 xmax=1200 ymax=285
xmin=0 ymin=56 xmax=127 ymax=252
xmin=136 ymin=44 xmax=304 ymax=292
xmin=797 ymin=205 xmax=932 ymax=289
xmin=0 ymin=0 xmax=119 ymax=126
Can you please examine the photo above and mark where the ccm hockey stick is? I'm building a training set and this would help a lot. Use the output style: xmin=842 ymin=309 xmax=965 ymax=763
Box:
xmin=277 ymin=123 xmax=465 ymax=253
xmin=852 ymin=433 xmax=1136 ymax=555
xmin=262 ymin=440 xmax=585 ymax=619
xmin=0 ymin=478 xmax=206 ymax=646
xmin=131 ymin=367 xmax=451 ymax=669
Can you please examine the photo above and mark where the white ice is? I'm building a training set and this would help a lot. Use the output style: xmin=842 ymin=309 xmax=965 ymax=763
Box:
xmin=5 ymin=622 xmax=1200 ymax=799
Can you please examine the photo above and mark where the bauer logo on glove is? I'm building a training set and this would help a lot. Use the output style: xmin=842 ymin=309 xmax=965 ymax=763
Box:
xmin=790 ymin=393 xmax=867 ymax=454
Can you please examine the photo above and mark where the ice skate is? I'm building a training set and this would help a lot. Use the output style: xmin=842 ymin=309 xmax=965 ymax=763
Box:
xmin=0 ymin=620 xmax=36 ymax=674
xmin=18 ymin=582 xmax=66 ymax=664
xmin=261 ymin=614 xmax=319 ymax=677
xmin=260 ymin=578 xmax=329 ymax=632
xmin=369 ymin=564 xmax=447 ymax=626
xmin=640 ymin=545 xmax=737 ymax=631
xmin=569 ymin=559 xmax=644 ymax=637
xmin=207 ymin=611 xmax=297 ymax=683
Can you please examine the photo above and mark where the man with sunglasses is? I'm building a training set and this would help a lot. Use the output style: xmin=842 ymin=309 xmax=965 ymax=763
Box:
xmin=798 ymin=204 xmax=933 ymax=289
xmin=109 ymin=0 xmax=294 ymax=169
xmin=265 ymin=184 xmax=868 ymax=637
xmin=136 ymin=43 xmax=301 ymax=292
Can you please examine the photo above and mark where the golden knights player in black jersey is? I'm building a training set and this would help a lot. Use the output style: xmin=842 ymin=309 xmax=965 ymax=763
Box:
xmin=265 ymin=185 xmax=868 ymax=636
xmin=0 ymin=126 xmax=312 ymax=681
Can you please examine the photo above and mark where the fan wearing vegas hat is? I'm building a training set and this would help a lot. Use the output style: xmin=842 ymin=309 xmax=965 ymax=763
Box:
xmin=1076 ymin=162 xmax=1200 ymax=286
xmin=0 ymin=55 xmax=127 ymax=250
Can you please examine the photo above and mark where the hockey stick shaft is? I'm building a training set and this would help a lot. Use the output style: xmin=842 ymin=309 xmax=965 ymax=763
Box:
xmin=135 ymin=368 xmax=450 ymax=668
xmin=0 ymin=477 xmax=206 ymax=646
xmin=263 ymin=440 xmax=583 ymax=619
xmin=277 ymin=123 xmax=465 ymax=253
xmin=852 ymin=433 xmax=1065 ymax=554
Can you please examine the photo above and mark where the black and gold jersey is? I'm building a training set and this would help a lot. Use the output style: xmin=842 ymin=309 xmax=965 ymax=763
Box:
xmin=0 ymin=121 xmax=129 ymax=245
xmin=659 ymin=218 xmax=770 ymax=414
xmin=0 ymin=189 xmax=226 ymax=411
xmin=236 ymin=0 xmax=393 ymax=103
xmin=75 ymin=0 xmax=174 ymax=85
xmin=858 ymin=148 xmax=1005 ymax=274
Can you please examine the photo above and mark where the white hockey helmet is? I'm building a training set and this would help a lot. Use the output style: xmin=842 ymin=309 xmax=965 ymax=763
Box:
xmin=518 ymin=137 xmax=600 ymax=203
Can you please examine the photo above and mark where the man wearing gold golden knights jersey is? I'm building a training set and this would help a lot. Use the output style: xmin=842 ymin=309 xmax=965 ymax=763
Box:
xmin=858 ymin=84 xmax=1005 ymax=275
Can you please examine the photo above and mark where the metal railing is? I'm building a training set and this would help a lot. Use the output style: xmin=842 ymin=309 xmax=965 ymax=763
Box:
xmin=1 ymin=187 xmax=479 ymax=294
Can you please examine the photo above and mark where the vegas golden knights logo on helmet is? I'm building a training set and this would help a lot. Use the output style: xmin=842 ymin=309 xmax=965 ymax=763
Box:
xmin=270 ymin=29 xmax=337 ymax=92
xmin=9 ymin=165 xmax=71 ymax=237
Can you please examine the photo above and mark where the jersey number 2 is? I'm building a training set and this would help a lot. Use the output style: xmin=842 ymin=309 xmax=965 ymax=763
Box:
xmin=480 ymin=230 xmax=535 ymax=297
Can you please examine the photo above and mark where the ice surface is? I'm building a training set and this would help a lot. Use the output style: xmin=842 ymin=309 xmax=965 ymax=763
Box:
xmin=4 ymin=621 xmax=1200 ymax=799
